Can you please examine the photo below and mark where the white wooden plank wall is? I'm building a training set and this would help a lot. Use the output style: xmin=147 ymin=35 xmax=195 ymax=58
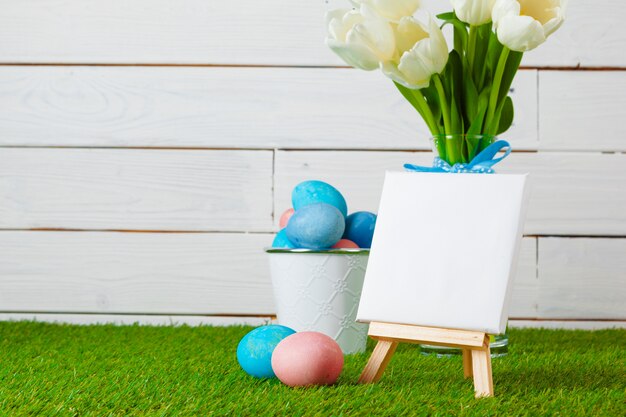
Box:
xmin=0 ymin=0 xmax=624 ymax=328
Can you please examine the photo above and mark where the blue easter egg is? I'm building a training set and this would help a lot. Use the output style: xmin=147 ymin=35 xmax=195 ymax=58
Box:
xmin=285 ymin=203 xmax=345 ymax=249
xmin=272 ymin=229 xmax=296 ymax=249
xmin=343 ymin=211 xmax=377 ymax=248
xmin=292 ymin=180 xmax=348 ymax=218
xmin=237 ymin=325 xmax=296 ymax=379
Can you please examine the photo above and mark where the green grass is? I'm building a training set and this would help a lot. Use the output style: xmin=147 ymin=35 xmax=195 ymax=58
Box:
xmin=0 ymin=322 xmax=624 ymax=416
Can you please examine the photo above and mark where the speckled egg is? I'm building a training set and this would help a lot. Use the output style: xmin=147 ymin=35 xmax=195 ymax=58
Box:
xmin=292 ymin=180 xmax=348 ymax=218
xmin=271 ymin=332 xmax=344 ymax=387
xmin=332 ymin=239 xmax=359 ymax=249
xmin=272 ymin=229 xmax=296 ymax=249
xmin=285 ymin=203 xmax=345 ymax=249
xmin=237 ymin=325 xmax=296 ymax=379
xmin=279 ymin=208 xmax=295 ymax=229
xmin=343 ymin=211 xmax=377 ymax=248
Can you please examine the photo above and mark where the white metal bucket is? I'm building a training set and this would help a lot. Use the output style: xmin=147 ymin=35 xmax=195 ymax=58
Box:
xmin=266 ymin=248 xmax=370 ymax=354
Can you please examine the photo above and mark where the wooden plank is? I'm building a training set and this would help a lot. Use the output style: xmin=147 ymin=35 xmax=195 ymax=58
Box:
xmin=358 ymin=340 xmax=398 ymax=384
xmin=0 ymin=0 xmax=623 ymax=67
xmin=0 ymin=0 xmax=332 ymax=66
xmin=540 ymin=71 xmax=626 ymax=151
xmin=0 ymin=66 xmax=537 ymax=150
xmin=2 ymin=314 xmax=623 ymax=329
xmin=0 ymin=313 xmax=273 ymax=327
xmin=537 ymin=238 xmax=626 ymax=319
xmin=367 ymin=322 xmax=487 ymax=348
xmin=0 ymin=231 xmax=275 ymax=315
xmin=509 ymin=238 xmax=538 ymax=318
xmin=499 ymin=153 xmax=626 ymax=236
xmin=275 ymin=151 xmax=626 ymax=235
xmin=508 ymin=320 xmax=626 ymax=330
xmin=0 ymin=148 xmax=273 ymax=231
xmin=521 ymin=0 xmax=626 ymax=68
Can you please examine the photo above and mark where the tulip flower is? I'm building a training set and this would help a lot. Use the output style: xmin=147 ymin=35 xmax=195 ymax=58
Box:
xmin=350 ymin=0 xmax=421 ymax=22
xmin=450 ymin=0 xmax=496 ymax=25
xmin=325 ymin=5 xmax=396 ymax=70
xmin=381 ymin=16 xmax=448 ymax=89
xmin=492 ymin=0 xmax=567 ymax=52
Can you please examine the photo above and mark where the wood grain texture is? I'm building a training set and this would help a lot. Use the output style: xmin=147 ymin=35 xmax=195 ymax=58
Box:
xmin=539 ymin=71 xmax=626 ymax=151
xmin=0 ymin=148 xmax=273 ymax=231
xmin=275 ymin=151 xmax=626 ymax=235
xmin=0 ymin=66 xmax=537 ymax=150
xmin=0 ymin=0 xmax=623 ymax=67
xmin=0 ymin=313 xmax=273 ymax=327
xmin=0 ymin=231 xmax=275 ymax=315
xmin=537 ymin=238 xmax=626 ymax=319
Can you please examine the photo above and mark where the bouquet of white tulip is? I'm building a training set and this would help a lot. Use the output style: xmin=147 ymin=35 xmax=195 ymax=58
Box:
xmin=326 ymin=0 xmax=566 ymax=166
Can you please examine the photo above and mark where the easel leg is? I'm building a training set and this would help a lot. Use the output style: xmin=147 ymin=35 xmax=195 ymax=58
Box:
xmin=462 ymin=349 xmax=473 ymax=379
xmin=358 ymin=340 xmax=398 ymax=384
xmin=471 ymin=347 xmax=494 ymax=398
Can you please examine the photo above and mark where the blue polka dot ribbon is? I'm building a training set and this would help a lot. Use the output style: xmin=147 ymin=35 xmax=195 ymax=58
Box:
xmin=404 ymin=140 xmax=512 ymax=174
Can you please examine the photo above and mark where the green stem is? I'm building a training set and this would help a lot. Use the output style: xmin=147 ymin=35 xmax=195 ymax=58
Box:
xmin=433 ymin=74 xmax=452 ymax=134
xmin=485 ymin=46 xmax=510 ymax=132
xmin=467 ymin=25 xmax=477 ymax=76
xmin=410 ymin=89 xmax=440 ymax=136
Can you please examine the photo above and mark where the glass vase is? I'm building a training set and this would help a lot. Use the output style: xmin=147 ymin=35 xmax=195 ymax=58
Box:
xmin=420 ymin=333 xmax=509 ymax=358
xmin=431 ymin=134 xmax=495 ymax=166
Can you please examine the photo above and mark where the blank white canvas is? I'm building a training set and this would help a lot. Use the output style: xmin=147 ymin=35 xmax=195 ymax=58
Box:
xmin=357 ymin=172 xmax=528 ymax=334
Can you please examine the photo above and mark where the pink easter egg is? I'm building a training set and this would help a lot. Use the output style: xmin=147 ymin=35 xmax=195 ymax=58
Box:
xmin=332 ymin=239 xmax=359 ymax=249
xmin=271 ymin=332 xmax=344 ymax=387
xmin=279 ymin=208 xmax=295 ymax=229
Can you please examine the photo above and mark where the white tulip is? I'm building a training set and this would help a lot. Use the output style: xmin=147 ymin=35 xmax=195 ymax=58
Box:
xmin=492 ymin=0 xmax=567 ymax=52
xmin=326 ymin=5 xmax=396 ymax=70
xmin=381 ymin=17 xmax=449 ymax=89
xmin=450 ymin=0 xmax=496 ymax=25
xmin=350 ymin=0 xmax=421 ymax=22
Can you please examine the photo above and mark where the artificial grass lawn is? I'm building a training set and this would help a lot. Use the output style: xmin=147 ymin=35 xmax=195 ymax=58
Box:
xmin=0 ymin=323 xmax=624 ymax=416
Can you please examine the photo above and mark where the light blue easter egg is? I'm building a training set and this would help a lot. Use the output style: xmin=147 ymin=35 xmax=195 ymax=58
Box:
xmin=343 ymin=211 xmax=377 ymax=248
xmin=272 ymin=229 xmax=296 ymax=249
xmin=285 ymin=203 xmax=345 ymax=249
xmin=292 ymin=181 xmax=348 ymax=218
xmin=237 ymin=325 xmax=296 ymax=379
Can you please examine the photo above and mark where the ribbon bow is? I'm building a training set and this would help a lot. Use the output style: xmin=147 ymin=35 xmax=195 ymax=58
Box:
xmin=404 ymin=140 xmax=512 ymax=174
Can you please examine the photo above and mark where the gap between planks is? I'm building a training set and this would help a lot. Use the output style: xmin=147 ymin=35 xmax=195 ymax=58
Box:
xmin=0 ymin=63 xmax=624 ymax=71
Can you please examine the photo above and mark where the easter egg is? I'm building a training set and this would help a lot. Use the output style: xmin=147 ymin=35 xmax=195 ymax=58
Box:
xmin=271 ymin=332 xmax=344 ymax=387
xmin=292 ymin=180 xmax=348 ymax=218
xmin=332 ymin=239 xmax=359 ymax=249
xmin=285 ymin=203 xmax=345 ymax=249
xmin=343 ymin=211 xmax=377 ymax=248
xmin=279 ymin=208 xmax=295 ymax=229
xmin=272 ymin=229 xmax=296 ymax=249
xmin=237 ymin=325 xmax=296 ymax=379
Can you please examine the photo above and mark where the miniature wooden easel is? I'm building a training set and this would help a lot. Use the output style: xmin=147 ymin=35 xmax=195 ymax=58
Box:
xmin=358 ymin=321 xmax=494 ymax=398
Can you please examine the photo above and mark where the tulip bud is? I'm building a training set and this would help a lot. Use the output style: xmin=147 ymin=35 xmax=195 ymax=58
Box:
xmin=325 ymin=5 xmax=396 ymax=70
xmin=492 ymin=0 xmax=567 ymax=52
xmin=450 ymin=0 xmax=496 ymax=25
xmin=381 ymin=17 xmax=448 ymax=89
xmin=350 ymin=0 xmax=421 ymax=22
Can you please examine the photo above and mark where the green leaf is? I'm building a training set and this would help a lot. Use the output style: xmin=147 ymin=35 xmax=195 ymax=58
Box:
xmin=472 ymin=23 xmax=492 ymax=86
xmin=450 ymin=51 xmax=464 ymax=133
xmin=422 ymin=83 xmax=442 ymax=128
xmin=394 ymin=82 xmax=426 ymax=118
xmin=497 ymin=51 xmax=523 ymax=104
xmin=468 ymin=89 xmax=490 ymax=135
xmin=496 ymin=96 xmax=514 ymax=135
xmin=463 ymin=76 xmax=479 ymax=127
xmin=486 ymin=33 xmax=503 ymax=84
xmin=436 ymin=12 xmax=456 ymax=21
